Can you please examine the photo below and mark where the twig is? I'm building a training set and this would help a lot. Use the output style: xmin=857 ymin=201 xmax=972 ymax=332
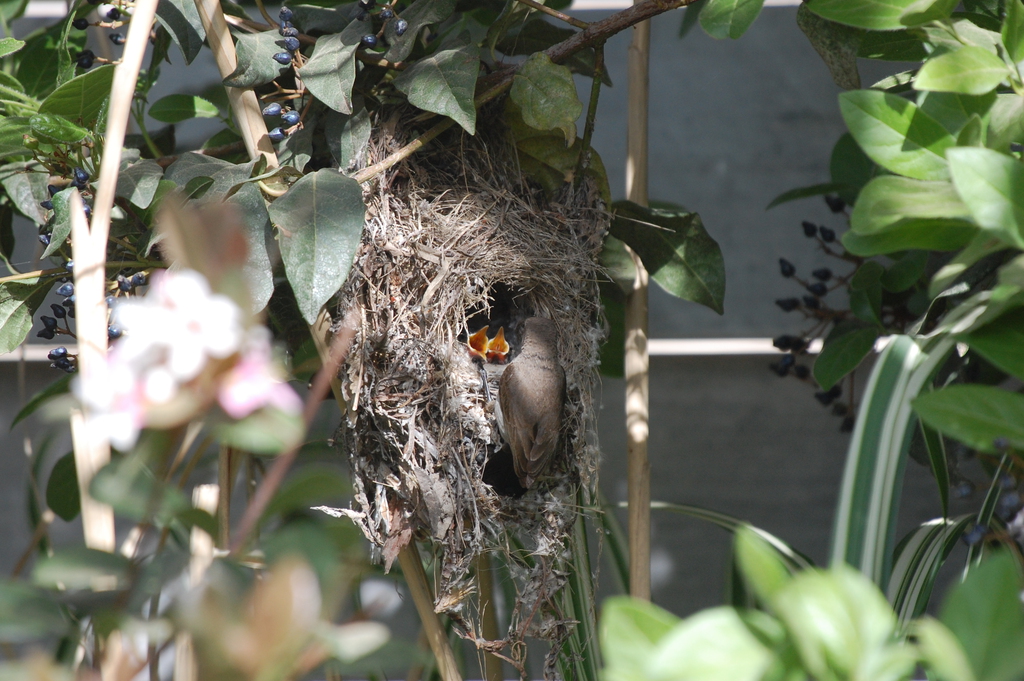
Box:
xmin=624 ymin=0 xmax=651 ymax=601
xmin=513 ymin=0 xmax=588 ymax=30
xmin=228 ymin=316 xmax=357 ymax=554
xmin=352 ymin=119 xmax=455 ymax=184
xmin=399 ymin=546 xmax=463 ymax=681
xmin=574 ymin=41 xmax=604 ymax=184
xmin=476 ymin=553 xmax=502 ymax=681
xmin=11 ymin=509 xmax=54 ymax=577
xmin=155 ymin=141 xmax=248 ymax=168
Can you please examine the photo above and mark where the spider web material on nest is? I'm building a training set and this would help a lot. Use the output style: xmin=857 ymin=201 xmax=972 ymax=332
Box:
xmin=332 ymin=111 xmax=609 ymax=676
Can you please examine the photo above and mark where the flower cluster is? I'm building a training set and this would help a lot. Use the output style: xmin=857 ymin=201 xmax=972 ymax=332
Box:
xmin=77 ymin=269 xmax=301 ymax=450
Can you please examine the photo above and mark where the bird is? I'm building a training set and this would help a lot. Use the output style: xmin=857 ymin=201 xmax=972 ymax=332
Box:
xmin=495 ymin=317 xmax=565 ymax=489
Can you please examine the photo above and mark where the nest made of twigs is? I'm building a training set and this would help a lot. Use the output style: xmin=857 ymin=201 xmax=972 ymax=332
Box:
xmin=332 ymin=107 xmax=609 ymax=676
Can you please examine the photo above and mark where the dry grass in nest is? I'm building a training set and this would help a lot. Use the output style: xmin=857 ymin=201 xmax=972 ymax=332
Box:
xmin=332 ymin=109 xmax=609 ymax=674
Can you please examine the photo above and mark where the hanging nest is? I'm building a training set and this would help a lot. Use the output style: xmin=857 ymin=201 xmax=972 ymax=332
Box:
xmin=332 ymin=107 xmax=609 ymax=676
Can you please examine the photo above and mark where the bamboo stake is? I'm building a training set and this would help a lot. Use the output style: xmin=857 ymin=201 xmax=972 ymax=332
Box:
xmin=398 ymin=547 xmax=462 ymax=681
xmin=476 ymin=553 xmax=502 ymax=681
xmin=624 ymin=1 xmax=651 ymax=602
xmin=193 ymin=0 xmax=278 ymax=166
xmin=174 ymin=485 xmax=219 ymax=681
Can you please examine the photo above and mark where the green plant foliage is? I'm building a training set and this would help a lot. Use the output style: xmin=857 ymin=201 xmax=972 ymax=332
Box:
xmin=0 ymin=277 xmax=49 ymax=354
xmin=148 ymin=94 xmax=220 ymax=123
xmin=155 ymin=0 xmax=206 ymax=64
xmin=814 ymin=323 xmax=879 ymax=390
xmin=947 ymin=147 xmax=1024 ymax=248
xmin=914 ymin=46 xmax=1009 ymax=95
xmin=699 ymin=0 xmax=765 ymax=39
xmin=807 ymin=0 xmax=920 ymax=30
xmin=37 ymin=64 xmax=114 ymax=124
xmin=45 ymin=452 xmax=80 ymax=522
xmin=297 ymin=28 xmax=361 ymax=114
xmin=224 ymin=30 xmax=290 ymax=88
xmin=913 ymin=385 xmax=1024 ymax=452
xmin=393 ymin=34 xmax=479 ymax=134
xmin=510 ymin=53 xmax=582 ymax=144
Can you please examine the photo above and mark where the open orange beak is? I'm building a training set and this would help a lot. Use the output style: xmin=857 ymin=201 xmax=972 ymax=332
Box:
xmin=486 ymin=326 xmax=509 ymax=364
xmin=468 ymin=326 xmax=490 ymax=360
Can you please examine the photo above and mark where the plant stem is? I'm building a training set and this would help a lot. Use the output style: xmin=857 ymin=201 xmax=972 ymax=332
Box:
xmin=512 ymin=0 xmax=588 ymax=30
xmin=352 ymin=118 xmax=454 ymax=184
xmin=399 ymin=546 xmax=463 ymax=681
xmin=574 ymin=41 xmax=604 ymax=185
xmin=476 ymin=553 xmax=502 ymax=681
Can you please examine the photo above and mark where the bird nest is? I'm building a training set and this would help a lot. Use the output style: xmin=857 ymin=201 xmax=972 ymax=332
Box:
xmin=332 ymin=110 xmax=609 ymax=675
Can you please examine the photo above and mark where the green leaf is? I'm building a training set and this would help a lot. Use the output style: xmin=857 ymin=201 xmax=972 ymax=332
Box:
xmin=215 ymin=405 xmax=304 ymax=454
xmin=913 ymin=385 xmax=1024 ymax=452
xmin=914 ymin=46 xmax=1009 ymax=95
xmin=807 ymin=0 xmax=918 ymax=30
xmin=1003 ymin=0 xmax=1024 ymax=63
xmin=839 ymin=90 xmax=955 ymax=181
xmin=796 ymin=3 xmax=862 ymax=90
xmin=842 ymin=219 xmax=976 ymax=255
xmin=148 ymin=94 xmax=219 ymax=123
xmin=91 ymin=451 xmax=190 ymax=523
xmin=383 ymin=0 xmax=457 ymax=63
xmin=298 ymin=31 xmax=359 ymax=114
xmin=288 ymin=5 xmax=351 ymax=34
xmin=899 ymin=0 xmax=959 ymax=26
xmin=699 ymin=0 xmax=765 ymax=39
xmin=0 ymin=37 xmax=25 ymax=58
xmin=830 ymin=132 xmax=876 ymax=203
xmin=0 ymin=116 xmax=30 ymax=160
xmin=858 ymin=30 xmax=927 ymax=61
xmin=45 ymin=452 xmax=80 ymax=522
xmin=325 ymin=107 xmax=371 ymax=172
xmin=226 ymin=183 xmax=275 ymax=313
xmin=766 ymin=182 xmax=852 ymax=209
xmin=851 ymin=176 xmax=969 ymax=236
xmin=914 ymin=617 xmax=978 ymax=681
xmin=599 ymin=282 xmax=625 ymax=378
xmin=601 ymin=597 xmax=680 ymax=678
xmin=986 ymin=94 xmax=1024 ymax=152
xmin=0 ymin=582 xmax=67 ymax=642
xmin=0 ymin=277 xmax=50 ymax=354
xmin=15 ymin=23 xmax=87 ymax=98
xmin=814 ymin=323 xmax=879 ymax=390
xmin=887 ymin=515 xmax=972 ymax=622
xmin=44 ymin=189 xmax=76 ymax=259
xmin=29 ymin=113 xmax=88 ymax=144
xmin=609 ymin=201 xmax=725 ymax=314
xmin=393 ymin=35 xmax=478 ymax=134
xmin=33 ymin=547 xmax=131 ymax=590
xmin=270 ymin=169 xmax=365 ymax=323
xmin=224 ymin=30 xmax=289 ymax=89
xmin=11 ymin=373 xmax=71 ymax=429
xmin=277 ymin=112 xmax=314 ymax=172
xmin=0 ymin=162 xmax=48 ymax=225
xmin=37 ymin=64 xmax=114 ymax=124
xmin=648 ymin=607 xmax=774 ymax=681
xmin=156 ymin=0 xmax=206 ymax=64
xmin=947 ymin=147 xmax=1024 ymax=248
xmin=940 ymin=552 xmax=1024 ymax=681
xmin=962 ymin=308 xmax=1024 ymax=382
xmin=262 ymin=465 xmax=351 ymax=519
xmin=115 ymin=159 xmax=164 ymax=209
xmin=930 ymin=233 xmax=1007 ymax=297
xmin=918 ymin=91 xmax=996 ymax=136
xmin=495 ymin=18 xmax=609 ymax=85
xmin=510 ymin=53 xmax=582 ymax=145
xmin=734 ymin=525 xmax=792 ymax=603
xmin=881 ymin=251 xmax=927 ymax=293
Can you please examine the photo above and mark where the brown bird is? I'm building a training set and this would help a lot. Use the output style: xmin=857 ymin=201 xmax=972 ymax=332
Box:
xmin=495 ymin=317 xmax=565 ymax=489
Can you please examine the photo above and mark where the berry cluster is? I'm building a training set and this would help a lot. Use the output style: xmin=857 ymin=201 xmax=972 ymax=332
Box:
xmin=39 ymin=168 xmax=93 ymax=247
xmin=959 ymin=440 xmax=1024 ymax=547
xmin=70 ymin=2 xmax=131 ymax=69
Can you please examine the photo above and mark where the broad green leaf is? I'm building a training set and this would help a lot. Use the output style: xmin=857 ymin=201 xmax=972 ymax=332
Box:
xmin=648 ymin=607 xmax=774 ymax=681
xmin=0 ymin=277 xmax=50 ymax=354
xmin=215 ymin=406 xmax=304 ymax=454
xmin=277 ymin=113 xmax=314 ymax=172
xmin=383 ymin=0 xmax=457 ymax=63
xmin=1003 ymin=0 xmax=1024 ymax=62
xmin=15 ymin=23 xmax=86 ymax=98
xmin=918 ymin=91 xmax=996 ymax=136
xmin=0 ymin=37 xmax=25 ymax=58
xmin=495 ymin=18 xmax=609 ymax=85
xmin=850 ymin=262 xmax=884 ymax=325
xmin=842 ymin=219 xmax=976 ymax=255
xmin=227 ymin=183 xmax=275 ymax=313
xmin=679 ymin=0 xmax=707 ymax=37
xmin=270 ymin=169 xmax=365 ymax=323
xmin=881 ymin=250 xmax=927 ymax=292
xmin=796 ymin=3 xmax=862 ymax=90
xmin=858 ymin=30 xmax=927 ymax=61
xmin=393 ymin=36 xmax=478 ymax=134
xmin=0 ymin=117 xmax=30 ymax=160
xmin=262 ymin=466 xmax=351 ymax=518
xmin=115 ymin=159 xmax=164 ymax=209
xmin=298 ymin=31 xmax=359 ymax=114
xmin=913 ymin=385 xmax=1024 ymax=452
xmin=699 ymin=0 xmax=765 ymax=39
xmin=0 ymin=162 xmax=48 ymax=225
xmin=987 ymin=94 xmax=1024 ymax=152
xmin=288 ymin=5 xmax=350 ymax=33
xmin=44 ymin=189 xmax=77 ymax=259
xmin=914 ymin=617 xmax=977 ymax=681
xmin=45 ymin=452 xmax=80 ymax=522
xmin=601 ymin=597 xmax=679 ymax=678
xmin=224 ymin=31 xmax=289 ymax=89
xmin=156 ymin=0 xmax=206 ymax=63
xmin=510 ymin=53 xmax=582 ymax=145
xmin=807 ymin=0 xmax=918 ymax=30
xmin=599 ymin=281 xmax=626 ymax=377
xmin=0 ymin=582 xmax=66 ymax=641
xmin=948 ymin=147 xmax=1024 ymax=248
xmin=148 ymin=94 xmax=219 ymax=123
xmin=830 ymin=132 xmax=876 ymax=202
xmin=11 ymin=373 xmax=71 ymax=429
xmin=851 ymin=176 xmax=970 ymax=234
xmin=33 ymin=547 xmax=131 ymax=590
xmin=899 ymin=0 xmax=958 ymax=25
xmin=958 ymin=113 xmax=985 ymax=147
xmin=766 ymin=182 xmax=852 ymax=209
xmin=29 ymin=113 xmax=88 ymax=144
xmin=325 ymin=108 xmax=371 ymax=172
xmin=962 ymin=308 xmax=1024 ymax=382
xmin=940 ymin=552 xmax=1024 ymax=681
xmin=930 ymin=233 xmax=1007 ymax=297
xmin=734 ymin=525 xmax=792 ymax=602
xmin=37 ymin=64 xmax=114 ymax=124
xmin=814 ymin=323 xmax=879 ymax=390
xmin=91 ymin=451 xmax=190 ymax=523
xmin=914 ymin=46 xmax=1009 ymax=95
xmin=839 ymin=90 xmax=955 ymax=180
xmin=609 ymin=201 xmax=725 ymax=314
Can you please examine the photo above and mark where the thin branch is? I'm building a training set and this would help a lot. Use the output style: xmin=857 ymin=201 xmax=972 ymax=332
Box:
xmin=399 ymin=547 xmax=463 ymax=681
xmin=513 ymin=0 xmax=588 ymax=30
xmin=352 ymin=119 xmax=454 ymax=184
xmin=574 ymin=41 xmax=604 ymax=184
xmin=155 ymin=141 xmax=248 ymax=168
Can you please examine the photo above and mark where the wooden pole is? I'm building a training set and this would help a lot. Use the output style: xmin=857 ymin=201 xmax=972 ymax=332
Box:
xmin=624 ymin=2 xmax=651 ymax=602
xmin=398 ymin=547 xmax=463 ymax=681
xmin=477 ymin=553 xmax=503 ymax=681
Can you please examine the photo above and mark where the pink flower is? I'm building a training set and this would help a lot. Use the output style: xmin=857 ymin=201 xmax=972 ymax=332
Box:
xmin=217 ymin=330 xmax=302 ymax=419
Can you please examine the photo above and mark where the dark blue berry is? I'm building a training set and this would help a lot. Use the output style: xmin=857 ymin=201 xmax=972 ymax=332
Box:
xmin=40 ymin=200 xmax=53 ymax=210
xmin=48 ymin=347 xmax=68 ymax=360
xmin=52 ymin=357 xmax=72 ymax=370
xmin=47 ymin=184 xmax=60 ymax=196
xmin=273 ymin=51 xmax=293 ymax=64
xmin=361 ymin=33 xmax=378 ymax=48
xmin=82 ymin=204 xmax=91 ymax=220
xmin=76 ymin=50 xmax=95 ymax=69
xmin=282 ymin=36 xmax=300 ymax=51
xmin=772 ymin=335 xmax=799 ymax=351
xmin=262 ymin=102 xmax=283 ymax=117
xmin=105 ymin=296 xmax=116 ymax=307
xmin=803 ymin=295 xmax=821 ymax=310
xmin=819 ymin=226 xmax=836 ymax=243
xmin=801 ymin=221 xmax=818 ymax=238
xmin=72 ymin=17 xmax=89 ymax=29
xmin=36 ymin=327 xmax=55 ymax=339
xmin=281 ymin=110 xmax=300 ymax=125
xmin=131 ymin=272 xmax=146 ymax=287
xmin=812 ymin=268 xmax=832 ymax=281
xmin=840 ymin=416 xmax=855 ymax=432
xmin=280 ymin=20 xmax=292 ymax=28
xmin=40 ymin=316 xmax=58 ymax=330
xmin=999 ymin=473 xmax=1017 ymax=490
xmin=379 ymin=7 xmax=393 ymax=18
xmin=38 ymin=234 xmax=50 ymax=245
xmin=814 ymin=390 xmax=835 ymax=406
xmin=806 ymin=282 xmax=828 ymax=297
xmin=107 ymin=325 xmax=122 ymax=339
xmin=997 ymin=491 xmax=1022 ymax=520
xmin=65 ymin=260 xmax=74 ymax=272
xmin=280 ymin=26 xmax=299 ymax=37
xmin=394 ymin=18 xmax=408 ymax=35
xmin=110 ymin=33 xmax=125 ymax=45
xmin=779 ymin=354 xmax=795 ymax=369
xmin=962 ymin=524 xmax=986 ymax=546
xmin=50 ymin=303 xmax=66 ymax=319
xmin=825 ymin=195 xmax=846 ymax=213
xmin=268 ymin=127 xmax=287 ymax=142
xmin=993 ymin=436 xmax=1010 ymax=451
xmin=117 ymin=274 xmax=131 ymax=292
xmin=62 ymin=296 xmax=74 ymax=308
xmin=66 ymin=306 xmax=75 ymax=319
xmin=56 ymin=282 xmax=74 ymax=297
xmin=769 ymin=362 xmax=789 ymax=377
xmin=279 ymin=6 xmax=293 ymax=21
xmin=779 ymin=258 xmax=795 ymax=278
xmin=954 ymin=480 xmax=975 ymax=498
xmin=775 ymin=298 xmax=799 ymax=312
xmin=106 ymin=7 xmax=120 ymax=19
xmin=793 ymin=365 xmax=810 ymax=379
xmin=73 ymin=168 xmax=89 ymax=186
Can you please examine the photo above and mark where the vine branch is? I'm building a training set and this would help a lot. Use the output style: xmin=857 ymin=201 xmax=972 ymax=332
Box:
xmin=512 ymin=0 xmax=589 ymax=30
